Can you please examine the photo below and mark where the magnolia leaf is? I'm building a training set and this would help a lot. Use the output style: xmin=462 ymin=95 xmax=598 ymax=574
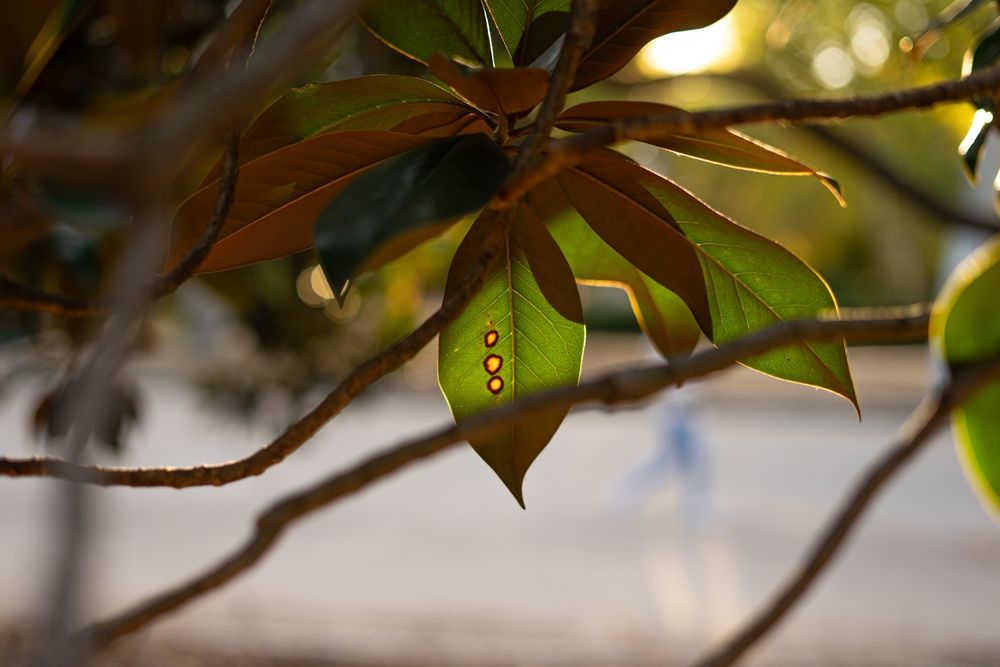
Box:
xmin=931 ymin=234 xmax=1000 ymax=523
xmin=556 ymin=155 xmax=712 ymax=333
xmin=573 ymin=0 xmax=738 ymax=90
xmin=557 ymin=101 xmax=845 ymax=206
xmin=315 ymin=134 xmax=510 ymax=301
xmin=204 ymin=75 xmax=483 ymax=182
xmin=169 ymin=132 xmax=442 ymax=273
xmin=428 ymin=54 xmax=549 ymax=116
xmin=362 ymin=0 xmax=497 ymax=66
xmin=482 ymin=0 xmax=569 ymax=65
xmin=438 ymin=207 xmax=585 ymax=506
xmin=530 ymin=180 xmax=700 ymax=357
xmin=558 ymin=150 xmax=856 ymax=406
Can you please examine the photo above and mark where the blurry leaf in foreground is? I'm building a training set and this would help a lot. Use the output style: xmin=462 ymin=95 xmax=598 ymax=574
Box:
xmin=932 ymin=234 xmax=1000 ymax=523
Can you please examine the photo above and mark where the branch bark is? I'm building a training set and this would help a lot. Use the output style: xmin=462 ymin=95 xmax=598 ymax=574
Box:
xmin=0 ymin=305 xmax=928 ymax=487
xmin=689 ymin=355 xmax=1000 ymax=667
xmin=496 ymin=61 xmax=1000 ymax=206
xmin=69 ymin=306 xmax=970 ymax=653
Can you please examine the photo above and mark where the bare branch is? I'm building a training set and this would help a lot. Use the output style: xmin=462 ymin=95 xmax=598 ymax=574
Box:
xmin=69 ymin=306 xmax=959 ymax=652
xmin=497 ymin=61 xmax=1000 ymax=205
xmin=689 ymin=355 xmax=1000 ymax=667
xmin=0 ymin=306 xmax=929 ymax=487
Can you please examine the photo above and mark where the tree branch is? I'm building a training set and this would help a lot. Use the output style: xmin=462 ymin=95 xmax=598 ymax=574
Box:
xmin=0 ymin=307 xmax=931 ymax=487
xmin=496 ymin=61 xmax=1000 ymax=206
xmin=689 ymin=355 xmax=1000 ymax=667
xmin=1 ymin=226 xmax=509 ymax=487
xmin=68 ymin=306 xmax=957 ymax=652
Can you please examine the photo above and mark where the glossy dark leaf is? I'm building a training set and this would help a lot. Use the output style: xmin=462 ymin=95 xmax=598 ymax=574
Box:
xmin=428 ymin=54 xmax=549 ymax=115
xmin=932 ymin=234 xmax=1000 ymax=523
xmin=439 ymin=208 xmax=584 ymax=506
xmin=573 ymin=0 xmax=738 ymax=90
xmin=314 ymin=134 xmax=510 ymax=300
xmin=558 ymin=101 xmax=845 ymax=205
xmin=362 ymin=0 xmax=497 ymax=66
xmin=170 ymin=132 xmax=441 ymax=273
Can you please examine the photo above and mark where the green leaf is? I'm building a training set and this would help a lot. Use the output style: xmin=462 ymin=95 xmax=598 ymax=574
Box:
xmin=932 ymin=234 xmax=1000 ymax=522
xmin=438 ymin=207 xmax=585 ymax=506
xmin=207 ymin=75 xmax=484 ymax=182
xmin=482 ymin=0 xmax=569 ymax=65
xmin=529 ymin=179 xmax=700 ymax=358
xmin=557 ymin=150 xmax=856 ymax=406
xmin=362 ymin=0 xmax=499 ymax=66
xmin=573 ymin=0 xmax=738 ymax=90
xmin=169 ymin=132 xmax=443 ymax=273
xmin=315 ymin=134 xmax=510 ymax=300
xmin=557 ymin=101 xmax=845 ymax=206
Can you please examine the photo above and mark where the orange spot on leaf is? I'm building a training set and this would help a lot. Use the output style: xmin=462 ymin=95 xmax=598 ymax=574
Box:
xmin=487 ymin=376 xmax=504 ymax=394
xmin=483 ymin=354 xmax=503 ymax=374
xmin=484 ymin=330 xmax=499 ymax=347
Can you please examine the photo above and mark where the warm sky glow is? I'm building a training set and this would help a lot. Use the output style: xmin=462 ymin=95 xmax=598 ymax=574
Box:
xmin=636 ymin=14 xmax=739 ymax=77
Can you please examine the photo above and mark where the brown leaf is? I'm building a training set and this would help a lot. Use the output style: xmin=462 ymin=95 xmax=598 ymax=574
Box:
xmin=574 ymin=0 xmax=738 ymax=90
xmin=558 ymin=101 xmax=845 ymax=204
xmin=168 ymin=131 xmax=440 ymax=273
xmin=513 ymin=202 xmax=584 ymax=324
xmin=553 ymin=150 xmax=712 ymax=334
xmin=428 ymin=54 xmax=550 ymax=116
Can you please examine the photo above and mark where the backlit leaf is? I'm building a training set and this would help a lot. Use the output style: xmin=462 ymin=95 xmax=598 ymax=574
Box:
xmin=529 ymin=178 xmax=699 ymax=357
xmin=362 ymin=0 xmax=498 ymax=66
xmin=557 ymin=151 xmax=856 ymax=405
xmin=315 ymin=134 xmax=510 ymax=300
xmin=428 ymin=54 xmax=549 ymax=115
xmin=573 ymin=0 xmax=738 ymax=90
xmin=557 ymin=101 xmax=845 ymax=205
xmin=438 ymin=207 xmax=585 ymax=506
xmin=169 ymin=132 xmax=442 ymax=273
xmin=931 ymin=234 xmax=1000 ymax=523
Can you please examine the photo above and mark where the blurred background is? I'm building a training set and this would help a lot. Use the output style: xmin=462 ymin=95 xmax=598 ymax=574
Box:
xmin=2 ymin=0 xmax=1000 ymax=664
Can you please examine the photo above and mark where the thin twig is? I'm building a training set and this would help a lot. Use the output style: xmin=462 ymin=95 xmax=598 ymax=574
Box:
xmin=689 ymin=355 xmax=1000 ymax=667
xmin=71 ymin=306 xmax=946 ymax=651
xmin=1 ymin=225 xmax=510 ymax=487
xmin=495 ymin=61 xmax=1000 ymax=206
xmin=0 ymin=306 xmax=931 ymax=486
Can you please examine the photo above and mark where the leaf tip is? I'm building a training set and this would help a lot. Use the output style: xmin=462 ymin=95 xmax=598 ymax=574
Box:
xmin=817 ymin=172 xmax=847 ymax=208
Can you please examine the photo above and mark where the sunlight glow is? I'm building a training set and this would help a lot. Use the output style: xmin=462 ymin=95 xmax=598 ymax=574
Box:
xmin=636 ymin=14 xmax=739 ymax=77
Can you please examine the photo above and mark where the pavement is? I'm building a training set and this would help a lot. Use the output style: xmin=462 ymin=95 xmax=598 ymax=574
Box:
xmin=1 ymin=337 xmax=999 ymax=666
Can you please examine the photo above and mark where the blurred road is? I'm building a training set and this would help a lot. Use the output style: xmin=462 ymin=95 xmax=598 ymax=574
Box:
xmin=1 ymin=338 xmax=999 ymax=666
